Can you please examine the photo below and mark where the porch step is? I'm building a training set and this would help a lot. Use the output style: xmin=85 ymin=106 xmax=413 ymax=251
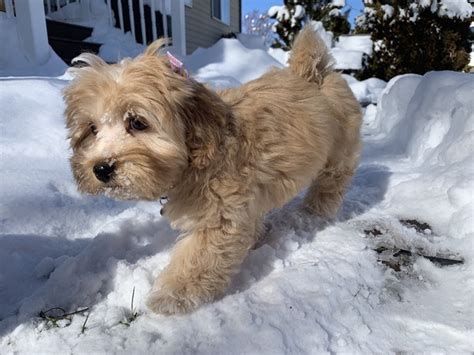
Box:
xmin=45 ymin=19 xmax=101 ymax=65
xmin=48 ymin=37 xmax=101 ymax=65
xmin=46 ymin=19 xmax=93 ymax=41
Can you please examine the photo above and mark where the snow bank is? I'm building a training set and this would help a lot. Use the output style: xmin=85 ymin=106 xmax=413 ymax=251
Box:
xmin=363 ymin=71 xmax=474 ymax=238
xmin=236 ymin=33 xmax=267 ymax=50
xmin=86 ymin=25 xmax=146 ymax=63
xmin=343 ymin=75 xmax=387 ymax=105
xmin=237 ymin=30 xmax=373 ymax=72
xmin=185 ymin=38 xmax=284 ymax=88
xmin=237 ymin=33 xmax=289 ymax=66
xmin=0 ymin=14 xmax=66 ymax=77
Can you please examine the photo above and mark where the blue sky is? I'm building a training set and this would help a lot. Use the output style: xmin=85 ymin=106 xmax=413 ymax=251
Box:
xmin=242 ymin=0 xmax=365 ymax=25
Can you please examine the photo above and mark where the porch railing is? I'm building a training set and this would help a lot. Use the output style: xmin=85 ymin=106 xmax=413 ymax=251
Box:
xmin=4 ymin=0 xmax=50 ymax=65
xmin=42 ymin=0 xmax=186 ymax=56
xmin=105 ymin=0 xmax=186 ymax=56
xmin=5 ymin=0 xmax=186 ymax=58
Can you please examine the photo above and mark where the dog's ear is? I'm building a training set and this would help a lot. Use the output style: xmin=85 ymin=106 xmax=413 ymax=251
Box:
xmin=180 ymin=82 xmax=230 ymax=169
xmin=144 ymin=38 xmax=168 ymax=56
xmin=67 ymin=53 xmax=107 ymax=78
xmin=144 ymin=39 xmax=188 ymax=78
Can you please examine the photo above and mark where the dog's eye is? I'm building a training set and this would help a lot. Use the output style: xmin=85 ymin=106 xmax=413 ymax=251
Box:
xmin=129 ymin=116 xmax=148 ymax=131
xmin=90 ymin=123 xmax=98 ymax=135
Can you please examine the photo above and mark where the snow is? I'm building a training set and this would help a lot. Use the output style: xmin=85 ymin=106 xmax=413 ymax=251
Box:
xmin=332 ymin=35 xmax=372 ymax=71
xmin=293 ymin=5 xmax=305 ymax=20
xmin=47 ymin=1 xmax=146 ymax=62
xmin=267 ymin=5 xmax=290 ymax=22
xmin=1 ymin=16 xmax=474 ymax=353
xmin=381 ymin=4 xmax=394 ymax=20
xmin=237 ymin=33 xmax=289 ymax=66
xmin=86 ymin=25 xmax=146 ymax=63
xmin=0 ymin=13 xmax=67 ymax=77
xmin=267 ymin=47 xmax=290 ymax=66
xmin=267 ymin=5 xmax=281 ymax=18
xmin=236 ymin=33 xmax=267 ymax=50
xmin=268 ymin=4 xmax=305 ymax=24
xmin=332 ymin=0 xmax=346 ymax=7
xmin=438 ymin=0 xmax=473 ymax=19
xmin=310 ymin=20 xmax=334 ymax=49
xmin=335 ymin=35 xmax=373 ymax=56
xmin=184 ymin=38 xmax=284 ymax=88
xmin=408 ymin=0 xmax=473 ymax=20
xmin=332 ymin=48 xmax=365 ymax=70
xmin=239 ymin=24 xmax=372 ymax=71
xmin=343 ymin=75 xmax=387 ymax=105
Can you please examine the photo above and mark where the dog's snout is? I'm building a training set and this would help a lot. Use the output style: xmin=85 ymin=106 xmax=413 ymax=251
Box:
xmin=93 ymin=162 xmax=115 ymax=183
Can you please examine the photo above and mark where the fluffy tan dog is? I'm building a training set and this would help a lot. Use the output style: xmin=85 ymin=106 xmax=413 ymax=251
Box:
xmin=63 ymin=27 xmax=362 ymax=315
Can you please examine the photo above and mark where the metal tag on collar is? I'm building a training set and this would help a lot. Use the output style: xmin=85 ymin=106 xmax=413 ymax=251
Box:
xmin=160 ymin=196 xmax=168 ymax=205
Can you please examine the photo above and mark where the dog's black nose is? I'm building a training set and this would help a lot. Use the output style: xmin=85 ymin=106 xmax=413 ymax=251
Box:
xmin=93 ymin=162 xmax=115 ymax=183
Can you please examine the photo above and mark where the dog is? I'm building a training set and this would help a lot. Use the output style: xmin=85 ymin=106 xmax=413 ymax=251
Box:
xmin=63 ymin=26 xmax=362 ymax=315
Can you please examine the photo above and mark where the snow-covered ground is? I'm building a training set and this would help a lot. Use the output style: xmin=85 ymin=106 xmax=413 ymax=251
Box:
xmin=1 ymin=23 xmax=474 ymax=355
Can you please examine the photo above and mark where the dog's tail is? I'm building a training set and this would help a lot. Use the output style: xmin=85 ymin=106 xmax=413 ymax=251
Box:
xmin=288 ymin=25 xmax=334 ymax=85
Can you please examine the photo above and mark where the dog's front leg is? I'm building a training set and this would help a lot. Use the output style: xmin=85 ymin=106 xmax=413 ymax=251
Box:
xmin=147 ymin=224 xmax=256 ymax=315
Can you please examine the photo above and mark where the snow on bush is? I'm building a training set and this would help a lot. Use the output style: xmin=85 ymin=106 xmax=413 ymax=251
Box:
xmin=356 ymin=0 xmax=472 ymax=80
xmin=268 ymin=0 xmax=350 ymax=50
xmin=335 ymin=34 xmax=372 ymax=55
xmin=436 ymin=0 xmax=473 ymax=19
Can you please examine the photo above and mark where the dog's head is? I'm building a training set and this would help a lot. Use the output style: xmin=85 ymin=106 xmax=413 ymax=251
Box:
xmin=64 ymin=40 xmax=228 ymax=200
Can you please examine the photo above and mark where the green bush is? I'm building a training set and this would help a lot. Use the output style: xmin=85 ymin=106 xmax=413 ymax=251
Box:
xmin=356 ymin=1 xmax=472 ymax=81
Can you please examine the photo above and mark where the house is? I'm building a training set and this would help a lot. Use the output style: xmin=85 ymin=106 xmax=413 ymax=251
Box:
xmin=1 ymin=0 xmax=241 ymax=66
xmin=185 ymin=0 xmax=241 ymax=54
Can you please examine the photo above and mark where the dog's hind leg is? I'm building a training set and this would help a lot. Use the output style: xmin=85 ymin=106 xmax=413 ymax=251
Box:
xmin=303 ymin=158 xmax=357 ymax=218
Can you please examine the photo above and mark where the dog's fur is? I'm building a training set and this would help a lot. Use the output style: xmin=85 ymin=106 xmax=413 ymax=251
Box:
xmin=63 ymin=27 xmax=362 ymax=315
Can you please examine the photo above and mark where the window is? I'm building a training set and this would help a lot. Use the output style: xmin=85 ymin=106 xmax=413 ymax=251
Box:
xmin=211 ymin=0 xmax=230 ymax=25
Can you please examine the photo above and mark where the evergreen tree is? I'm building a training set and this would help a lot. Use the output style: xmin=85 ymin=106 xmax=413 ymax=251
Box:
xmin=356 ymin=0 xmax=472 ymax=80
xmin=306 ymin=0 xmax=351 ymax=38
xmin=268 ymin=0 xmax=351 ymax=50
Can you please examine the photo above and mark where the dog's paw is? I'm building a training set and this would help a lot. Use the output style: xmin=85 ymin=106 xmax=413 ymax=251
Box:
xmin=146 ymin=290 xmax=196 ymax=315
xmin=146 ymin=283 xmax=212 ymax=315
